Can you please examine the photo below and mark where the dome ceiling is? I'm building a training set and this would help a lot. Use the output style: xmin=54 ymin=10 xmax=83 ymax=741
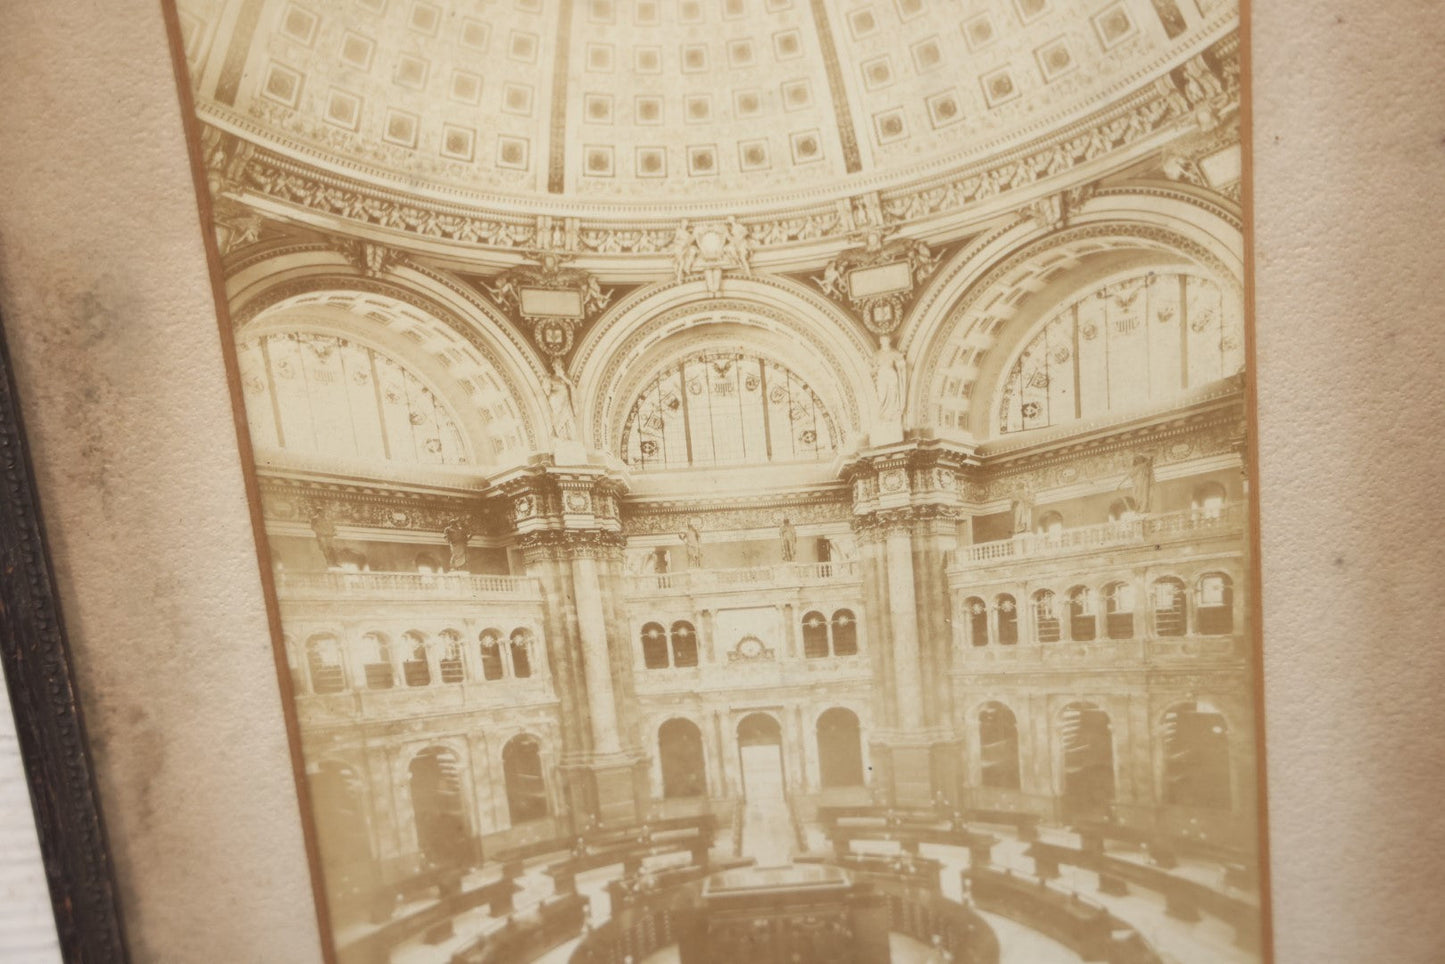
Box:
xmin=177 ymin=0 xmax=1235 ymax=216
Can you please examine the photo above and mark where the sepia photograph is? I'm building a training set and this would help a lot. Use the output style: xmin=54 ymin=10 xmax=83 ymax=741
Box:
xmin=163 ymin=0 xmax=1259 ymax=960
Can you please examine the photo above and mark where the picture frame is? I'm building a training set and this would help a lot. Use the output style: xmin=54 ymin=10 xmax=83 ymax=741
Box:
xmin=0 ymin=1 xmax=1443 ymax=963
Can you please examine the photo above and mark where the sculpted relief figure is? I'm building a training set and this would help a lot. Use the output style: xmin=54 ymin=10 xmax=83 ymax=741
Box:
xmin=547 ymin=361 xmax=579 ymax=442
xmin=873 ymin=335 xmax=907 ymax=442
xmin=443 ymin=518 xmax=470 ymax=571
xmin=678 ymin=521 xmax=704 ymax=569
xmin=672 ymin=220 xmax=698 ymax=283
xmin=779 ymin=518 xmax=798 ymax=563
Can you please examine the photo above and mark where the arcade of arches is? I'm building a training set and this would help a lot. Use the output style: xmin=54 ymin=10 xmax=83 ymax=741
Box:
xmin=178 ymin=0 xmax=1256 ymax=959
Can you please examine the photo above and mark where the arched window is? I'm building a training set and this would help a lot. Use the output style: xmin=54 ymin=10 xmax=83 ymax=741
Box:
xmin=509 ymin=628 xmax=533 ymax=678
xmin=307 ymin=633 xmax=346 ymax=694
xmin=998 ymin=271 xmax=1244 ymax=435
xmin=1162 ymin=701 xmax=1231 ymax=810
xmin=337 ymin=549 xmax=368 ymax=572
xmin=802 ymin=610 xmax=830 ymax=659
xmin=1033 ymin=590 xmax=1060 ymax=643
xmin=1036 ymin=511 xmax=1065 ymax=538
xmin=996 ymin=594 xmax=1019 ymax=645
xmin=640 ymin=622 xmax=670 ymax=669
xmin=1196 ymin=573 xmax=1234 ymax=634
xmin=502 ymin=735 xmax=548 ymax=824
xmin=1068 ymin=587 xmax=1096 ymax=641
xmin=831 ymin=610 xmax=858 ymax=656
xmin=1060 ymin=702 xmax=1115 ymax=817
xmin=402 ymin=631 xmax=431 ymax=687
xmin=359 ymin=632 xmax=394 ymax=689
xmin=670 ymin=621 xmax=699 ymax=668
xmin=621 ymin=351 xmax=839 ymax=469
xmin=1192 ymin=482 xmax=1228 ymax=520
xmin=437 ymin=630 xmax=464 ymax=684
xmin=1108 ymin=498 xmax=1139 ymax=523
xmin=409 ymin=747 xmax=472 ymax=869
xmin=965 ymin=597 xmax=989 ymax=647
xmin=478 ymin=629 xmax=506 ymax=681
xmin=236 ymin=332 xmax=470 ymax=465
xmin=310 ymin=762 xmax=372 ymax=882
xmin=1104 ymin=582 xmax=1135 ymax=639
xmin=817 ymin=708 xmax=865 ymax=788
xmin=1152 ymin=578 xmax=1188 ymax=637
xmin=658 ymin=719 xmax=707 ymax=798
xmin=978 ymin=703 xmax=1021 ymax=790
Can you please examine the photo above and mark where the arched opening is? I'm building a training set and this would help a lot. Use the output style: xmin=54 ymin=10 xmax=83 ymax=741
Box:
xmin=965 ymin=597 xmax=989 ymax=647
xmin=409 ymin=747 xmax=472 ymax=869
xmin=658 ymin=718 xmax=707 ymax=799
xmin=816 ymin=708 xmax=865 ymax=788
xmin=831 ymin=610 xmax=858 ymax=656
xmin=1060 ymin=703 xmax=1115 ymax=818
xmin=336 ymin=549 xmax=368 ymax=571
xmin=640 ymin=621 xmax=669 ymax=669
xmin=437 ymin=630 xmax=464 ymax=684
xmin=670 ymin=620 xmax=699 ymax=668
xmin=1196 ymin=573 xmax=1234 ymax=634
xmin=1104 ymin=582 xmax=1135 ymax=639
xmin=310 ymin=762 xmax=372 ymax=885
xmin=478 ymin=629 xmax=505 ymax=680
xmin=736 ymin=713 xmax=785 ymax=804
xmin=307 ymin=633 xmax=346 ymax=693
xmin=1068 ymin=587 xmax=1097 ymax=641
xmin=1192 ymin=481 xmax=1228 ymax=520
xmin=1036 ymin=511 xmax=1065 ymax=538
xmin=1033 ymin=590 xmax=1060 ymax=643
xmin=402 ymin=631 xmax=431 ymax=687
xmin=359 ymin=632 xmax=394 ymax=689
xmin=996 ymin=594 xmax=1019 ymax=645
xmin=1162 ymin=701 xmax=1232 ymax=810
xmin=1152 ymin=577 xmax=1188 ymax=636
xmin=621 ymin=350 xmax=839 ymax=469
xmin=502 ymin=735 xmax=549 ymax=825
xmin=801 ymin=610 xmax=830 ymax=658
xmin=509 ymin=628 xmax=533 ymax=678
xmin=1108 ymin=498 xmax=1139 ymax=523
xmin=978 ymin=703 xmax=1021 ymax=790
xmin=415 ymin=552 xmax=443 ymax=574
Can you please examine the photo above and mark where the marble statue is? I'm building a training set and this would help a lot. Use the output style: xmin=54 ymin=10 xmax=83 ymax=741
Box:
xmin=678 ymin=521 xmax=704 ymax=569
xmin=443 ymin=518 xmax=469 ymax=571
xmin=779 ymin=518 xmax=797 ymax=562
xmin=1126 ymin=454 xmax=1155 ymax=513
xmin=547 ymin=361 xmax=579 ymax=442
xmin=309 ymin=506 xmax=338 ymax=568
xmin=873 ymin=335 xmax=907 ymax=440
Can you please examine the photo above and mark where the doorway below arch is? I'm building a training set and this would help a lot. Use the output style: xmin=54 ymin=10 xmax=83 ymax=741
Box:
xmin=735 ymin=712 xmax=793 ymax=866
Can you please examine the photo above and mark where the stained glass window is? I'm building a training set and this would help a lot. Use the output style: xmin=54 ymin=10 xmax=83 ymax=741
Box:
xmin=237 ymin=332 xmax=469 ymax=465
xmin=998 ymin=272 xmax=1244 ymax=435
xmin=622 ymin=351 xmax=837 ymax=469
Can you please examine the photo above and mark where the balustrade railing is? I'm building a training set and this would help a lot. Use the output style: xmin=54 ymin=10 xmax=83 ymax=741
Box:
xmin=953 ymin=503 xmax=1245 ymax=567
xmin=625 ymin=559 xmax=860 ymax=595
xmin=274 ymin=569 xmax=541 ymax=600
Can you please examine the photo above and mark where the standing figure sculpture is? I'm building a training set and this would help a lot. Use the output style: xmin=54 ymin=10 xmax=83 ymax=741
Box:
xmin=1012 ymin=489 xmax=1034 ymax=535
xmin=725 ymin=217 xmax=753 ymax=276
xmin=547 ymin=361 xmax=579 ymax=442
xmin=1125 ymin=454 xmax=1155 ymax=514
xmin=443 ymin=518 xmax=470 ymax=572
xmin=873 ymin=335 xmax=908 ymax=441
xmin=679 ymin=521 xmax=704 ymax=569
xmin=309 ymin=505 xmax=339 ymax=568
xmin=779 ymin=518 xmax=798 ymax=563
xmin=672 ymin=220 xmax=698 ymax=283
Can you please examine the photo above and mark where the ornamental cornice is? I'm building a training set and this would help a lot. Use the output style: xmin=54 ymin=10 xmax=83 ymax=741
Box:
xmin=199 ymin=31 xmax=1237 ymax=269
xmin=516 ymin=528 xmax=627 ymax=563
xmin=255 ymin=475 xmax=505 ymax=535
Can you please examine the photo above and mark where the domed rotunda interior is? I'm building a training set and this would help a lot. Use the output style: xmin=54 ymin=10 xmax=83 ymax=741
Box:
xmin=173 ymin=0 xmax=1256 ymax=960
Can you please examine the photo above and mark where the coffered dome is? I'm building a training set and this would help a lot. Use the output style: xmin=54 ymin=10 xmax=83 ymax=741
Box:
xmin=176 ymin=0 xmax=1235 ymax=217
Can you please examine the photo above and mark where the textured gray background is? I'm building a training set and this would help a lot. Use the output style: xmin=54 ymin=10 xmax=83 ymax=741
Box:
xmin=0 ymin=1 xmax=1442 ymax=961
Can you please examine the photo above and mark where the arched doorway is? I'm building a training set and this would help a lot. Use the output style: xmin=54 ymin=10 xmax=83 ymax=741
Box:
xmin=408 ymin=747 xmax=472 ymax=869
xmin=310 ymin=762 xmax=372 ymax=887
xmin=502 ymin=735 xmax=549 ymax=825
xmin=978 ymin=702 xmax=1021 ymax=790
xmin=1060 ymin=703 xmax=1115 ymax=818
xmin=659 ymin=718 xmax=707 ymax=798
xmin=736 ymin=712 xmax=785 ymax=803
xmin=1162 ymin=701 xmax=1232 ymax=810
xmin=816 ymin=708 xmax=864 ymax=788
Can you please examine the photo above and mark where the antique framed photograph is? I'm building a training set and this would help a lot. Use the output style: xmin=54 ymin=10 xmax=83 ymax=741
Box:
xmin=154 ymin=0 xmax=1264 ymax=961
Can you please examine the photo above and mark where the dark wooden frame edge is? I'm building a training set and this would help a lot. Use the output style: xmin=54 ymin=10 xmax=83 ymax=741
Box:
xmin=0 ymin=308 xmax=130 ymax=963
